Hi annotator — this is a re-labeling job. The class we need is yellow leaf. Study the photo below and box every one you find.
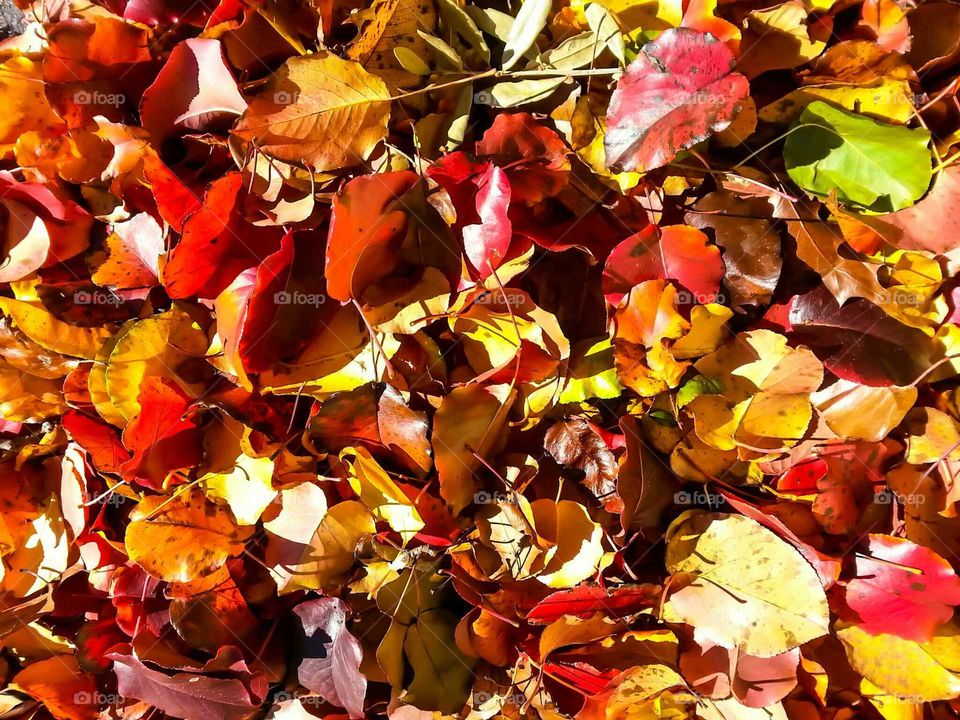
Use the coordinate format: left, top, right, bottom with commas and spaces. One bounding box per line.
125, 488, 252, 583
531, 498, 611, 588
233, 52, 391, 171
2, 494, 68, 599
664, 511, 830, 657
0, 363, 68, 423
606, 665, 690, 720
202, 454, 278, 526
812, 380, 917, 442
672, 303, 733, 359
838, 624, 960, 701
264, 483, 375, 593
476, 495, 544, 581
341, 446, 424, 544
346, 0, 438, 89
539, 612, 618, 658
559, 337, 623, 404
613, 280, 691, 397
860, 678, 924, 720
104, 304, 210, 421
688, 330, 823, 452
905, 407, 960, 464
737, 1, 826, 78
261, 304, 399, 397
0, 57, 64, 156
433, 385, 512, 513
0, 298, 111, 360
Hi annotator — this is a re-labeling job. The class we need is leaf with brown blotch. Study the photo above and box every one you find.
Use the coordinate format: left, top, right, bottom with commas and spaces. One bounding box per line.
664, 511, 830, 657
125, 487, 253, 583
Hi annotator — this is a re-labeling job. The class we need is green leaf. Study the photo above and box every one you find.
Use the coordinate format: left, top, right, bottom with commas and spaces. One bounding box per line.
784, 101, 932, 212
677, 375, 722, 409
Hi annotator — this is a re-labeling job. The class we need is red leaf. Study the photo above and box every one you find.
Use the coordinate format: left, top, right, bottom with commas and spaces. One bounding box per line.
325, 171, 419, 302
163, 173, 284, 299
604, 28, 750, 171
846, 534, 960, 641
602, 224, 723, 306
140, 38, 246, 142
463, 164, 512, 278
143, 152, 203, 233
526, 585, 660, 624
120, 378, 203, 489
237, 230, 330, 373
475, 113, 570, 203
63, 410, 131, 474
0, 171, 92, 283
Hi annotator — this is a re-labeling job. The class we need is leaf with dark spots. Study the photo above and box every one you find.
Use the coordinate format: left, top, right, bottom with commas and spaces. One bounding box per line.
846, 535, 960, 641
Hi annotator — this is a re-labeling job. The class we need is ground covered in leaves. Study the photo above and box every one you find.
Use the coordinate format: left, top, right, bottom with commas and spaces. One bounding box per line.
5, 0, 960, 718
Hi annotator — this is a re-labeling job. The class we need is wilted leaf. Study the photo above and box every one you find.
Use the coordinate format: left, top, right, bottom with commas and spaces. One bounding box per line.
294, 597, 367, 718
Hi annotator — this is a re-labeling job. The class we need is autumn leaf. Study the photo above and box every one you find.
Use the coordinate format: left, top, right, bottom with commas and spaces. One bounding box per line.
784, 101, 933, 212
604, 28, 750, 172
838, 624, 960, 701
845, 535, 960, 641
125, 488, 253, 582
8, 2, 960, 718
233, 52, 391, 171
664, 512, 831, 657
294, 597, 367, 718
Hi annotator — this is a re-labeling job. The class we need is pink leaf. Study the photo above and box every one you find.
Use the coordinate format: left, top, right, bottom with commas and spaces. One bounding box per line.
109, 653, 259, 720
846, 534, 960, 641
604, 28, 749, 172
462, 164, 512, 278
294, 597, 367, 719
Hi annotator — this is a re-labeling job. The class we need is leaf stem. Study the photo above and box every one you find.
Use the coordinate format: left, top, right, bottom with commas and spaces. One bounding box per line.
390, 66, 623, 101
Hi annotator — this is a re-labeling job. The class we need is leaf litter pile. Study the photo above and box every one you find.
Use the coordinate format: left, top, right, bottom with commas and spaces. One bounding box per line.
9, 0, 960, 718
